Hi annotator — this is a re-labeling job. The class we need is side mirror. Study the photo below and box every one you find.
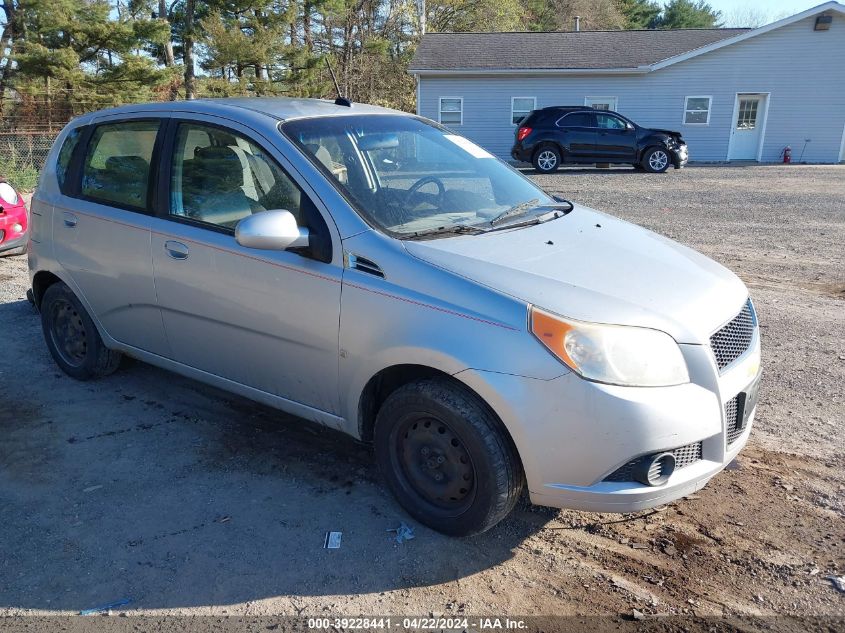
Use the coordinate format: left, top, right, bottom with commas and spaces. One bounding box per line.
235, 210, 309, 251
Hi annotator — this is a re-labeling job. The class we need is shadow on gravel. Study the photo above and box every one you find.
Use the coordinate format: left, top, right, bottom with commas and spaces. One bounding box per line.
0, 337, 553, 611
518, 167, 640, 176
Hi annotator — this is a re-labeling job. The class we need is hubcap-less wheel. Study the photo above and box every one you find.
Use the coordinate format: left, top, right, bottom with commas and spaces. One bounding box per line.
395, 415, 476, 512
49, 298, 88, 366
648, 150, 669, 171
537, 150, 557, 171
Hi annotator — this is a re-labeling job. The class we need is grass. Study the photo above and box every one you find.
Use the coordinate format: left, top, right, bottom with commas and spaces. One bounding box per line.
0, 146, 41, 192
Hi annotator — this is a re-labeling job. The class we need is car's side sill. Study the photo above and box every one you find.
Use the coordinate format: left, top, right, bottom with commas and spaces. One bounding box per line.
111, 343, 348, 433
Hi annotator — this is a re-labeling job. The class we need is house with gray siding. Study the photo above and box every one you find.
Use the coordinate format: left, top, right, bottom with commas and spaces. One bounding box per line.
410, 2, 845, 164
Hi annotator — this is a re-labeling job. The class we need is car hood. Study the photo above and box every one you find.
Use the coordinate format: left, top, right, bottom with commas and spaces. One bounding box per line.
403, 205, 747, 344
646, 127, 684, 141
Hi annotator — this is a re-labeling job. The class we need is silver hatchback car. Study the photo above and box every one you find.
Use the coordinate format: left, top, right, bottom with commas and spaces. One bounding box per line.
29, 98, 761, 536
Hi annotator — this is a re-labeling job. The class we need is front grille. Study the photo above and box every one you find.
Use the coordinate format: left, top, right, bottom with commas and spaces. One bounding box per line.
725, 395, 743, 445
710, 300, 756, 372
604, 441, 703, 482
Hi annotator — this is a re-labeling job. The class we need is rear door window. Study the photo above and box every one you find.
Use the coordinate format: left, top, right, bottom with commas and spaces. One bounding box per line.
558, 112, 594, 128
81, 121, 160, 210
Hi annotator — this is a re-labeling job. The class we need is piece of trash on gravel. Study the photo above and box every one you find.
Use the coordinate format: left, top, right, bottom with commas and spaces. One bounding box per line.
79, 598, 132, 615
387, 522, 415, 544
324, 531, 342, 549
826, 576, 845, 593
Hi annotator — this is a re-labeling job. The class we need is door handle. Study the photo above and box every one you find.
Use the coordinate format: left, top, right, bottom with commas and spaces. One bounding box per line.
63, 212, 78, 227
164, 240, 189, 260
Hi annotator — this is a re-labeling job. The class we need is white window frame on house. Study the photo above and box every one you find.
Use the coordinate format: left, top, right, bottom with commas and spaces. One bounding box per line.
584, 96, 618, 111
683, 96, 712, 125
511, 97, 536, 125
439, 97, 463, 125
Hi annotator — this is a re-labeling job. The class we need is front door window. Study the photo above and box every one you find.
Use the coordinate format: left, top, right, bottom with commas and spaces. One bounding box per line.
170, 123, 304, 230
585, 97, 618, 111
736, 98, 760, 130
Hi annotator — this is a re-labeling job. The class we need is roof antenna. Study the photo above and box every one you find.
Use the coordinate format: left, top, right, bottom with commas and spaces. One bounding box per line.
325, 57, 352, 107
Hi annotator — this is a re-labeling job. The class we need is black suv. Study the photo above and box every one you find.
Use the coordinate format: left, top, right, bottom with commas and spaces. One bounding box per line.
511, 106, 688, 174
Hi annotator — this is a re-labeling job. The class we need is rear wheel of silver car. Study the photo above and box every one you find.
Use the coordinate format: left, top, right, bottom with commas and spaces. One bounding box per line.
374, 378, 524, 536
40, 282, 122, 380
532, 145, 561, 174
642, 147, 671, 173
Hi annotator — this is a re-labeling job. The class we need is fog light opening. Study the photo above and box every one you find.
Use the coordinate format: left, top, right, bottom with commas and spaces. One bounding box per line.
633, 452, 676, 487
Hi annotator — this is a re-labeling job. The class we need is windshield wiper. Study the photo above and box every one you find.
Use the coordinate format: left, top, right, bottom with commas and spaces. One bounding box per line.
489, 199, 540, 226
402, 223, 488, 240
487, 205, 571, 232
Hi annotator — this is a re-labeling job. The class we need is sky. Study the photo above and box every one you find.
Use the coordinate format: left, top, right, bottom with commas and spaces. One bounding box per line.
659, 0, 835, 27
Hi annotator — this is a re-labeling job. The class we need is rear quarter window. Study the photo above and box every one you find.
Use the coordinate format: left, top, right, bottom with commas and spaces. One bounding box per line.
57, 127, 83, 194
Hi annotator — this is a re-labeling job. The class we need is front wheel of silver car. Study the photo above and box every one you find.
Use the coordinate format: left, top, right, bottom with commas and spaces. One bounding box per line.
374, 378, 524, 536
40, 282, 122, 380
642, 147, 671, 173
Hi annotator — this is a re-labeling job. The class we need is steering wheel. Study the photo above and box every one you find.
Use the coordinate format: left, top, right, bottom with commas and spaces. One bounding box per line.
405, 176, 445, 207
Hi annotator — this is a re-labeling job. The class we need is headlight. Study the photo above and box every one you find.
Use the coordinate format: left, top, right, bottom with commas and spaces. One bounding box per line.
530, 306, 689, 387
0, 182, 19, 205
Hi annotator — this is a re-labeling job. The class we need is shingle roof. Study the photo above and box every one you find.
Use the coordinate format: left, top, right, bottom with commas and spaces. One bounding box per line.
409, 29, 750, 72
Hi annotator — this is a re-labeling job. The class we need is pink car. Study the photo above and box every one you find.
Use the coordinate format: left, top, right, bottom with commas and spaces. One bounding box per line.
0, 180, 28, 256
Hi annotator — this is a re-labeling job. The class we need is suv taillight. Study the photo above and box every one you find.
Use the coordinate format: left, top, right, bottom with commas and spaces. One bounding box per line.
517, 127, 532, 142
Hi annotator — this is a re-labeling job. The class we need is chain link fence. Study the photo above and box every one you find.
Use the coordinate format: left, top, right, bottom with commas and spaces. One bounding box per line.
0, 131, 57, 191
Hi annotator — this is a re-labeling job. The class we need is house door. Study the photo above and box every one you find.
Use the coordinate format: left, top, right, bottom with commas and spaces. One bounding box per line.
729, 94, 767, 160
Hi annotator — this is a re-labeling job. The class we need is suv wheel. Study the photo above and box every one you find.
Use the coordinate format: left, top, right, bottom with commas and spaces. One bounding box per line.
40, 282, 122, 380
533, 146, 561, 174
642, 147, 671, 173
374, 378, 524, 536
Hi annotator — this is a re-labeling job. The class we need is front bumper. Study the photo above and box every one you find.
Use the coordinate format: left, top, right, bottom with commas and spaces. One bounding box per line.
671, 144, 689, 169
456, 333, 760, 513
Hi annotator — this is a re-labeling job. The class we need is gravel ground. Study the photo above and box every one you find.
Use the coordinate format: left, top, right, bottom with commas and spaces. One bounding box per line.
0, 165, 843, 626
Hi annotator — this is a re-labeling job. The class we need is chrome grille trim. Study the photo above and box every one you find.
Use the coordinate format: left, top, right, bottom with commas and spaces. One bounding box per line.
604, 441, 703, 482
710, 299, 756, 372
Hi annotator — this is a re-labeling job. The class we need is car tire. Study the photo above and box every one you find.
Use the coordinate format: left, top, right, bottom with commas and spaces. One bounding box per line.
40, 282, 122, 380
642, 147, 671, 173
532, 145, 561, 174
374, 377, 524, 536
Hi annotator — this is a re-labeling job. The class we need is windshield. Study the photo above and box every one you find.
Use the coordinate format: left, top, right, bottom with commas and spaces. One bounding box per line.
281, 115, 555, 237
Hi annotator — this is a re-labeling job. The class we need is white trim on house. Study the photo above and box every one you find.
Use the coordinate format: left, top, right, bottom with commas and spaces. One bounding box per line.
839, 121, 845, 162
438, 96, 463, 125
757, 95, 772, 162
584, 96, 618, 111
415, 74, 420, 116
412, 67, 649, 76
726, 92, 771, 161
683, 95, 712, 126
510, 96, 536, 125
651, 2, 845, 72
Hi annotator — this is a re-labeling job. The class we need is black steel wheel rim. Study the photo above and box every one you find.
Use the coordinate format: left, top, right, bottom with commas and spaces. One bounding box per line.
49, 298, 87, 366
393, 415, 476, 513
